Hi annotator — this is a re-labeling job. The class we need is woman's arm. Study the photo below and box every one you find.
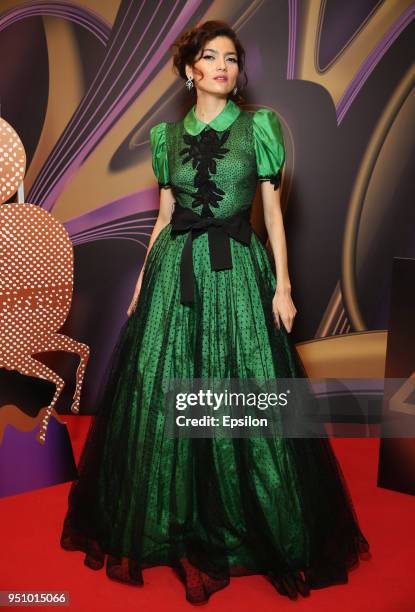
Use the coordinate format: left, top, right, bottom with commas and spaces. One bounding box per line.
140, 187, 175, 275
127, 187, 175, 316
261, 181, 297, 333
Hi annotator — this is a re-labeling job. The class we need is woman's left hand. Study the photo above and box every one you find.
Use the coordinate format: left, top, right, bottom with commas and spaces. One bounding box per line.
272, 288, 297, 333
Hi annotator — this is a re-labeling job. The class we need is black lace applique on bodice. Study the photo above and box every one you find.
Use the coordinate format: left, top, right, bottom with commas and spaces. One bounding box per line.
179, 127, 231, 218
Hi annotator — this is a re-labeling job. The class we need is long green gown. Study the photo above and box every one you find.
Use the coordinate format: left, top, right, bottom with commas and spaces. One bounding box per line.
60, 98, 370, 604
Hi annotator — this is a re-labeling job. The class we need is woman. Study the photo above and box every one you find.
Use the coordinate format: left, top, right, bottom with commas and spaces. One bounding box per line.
61, 21, 370, 604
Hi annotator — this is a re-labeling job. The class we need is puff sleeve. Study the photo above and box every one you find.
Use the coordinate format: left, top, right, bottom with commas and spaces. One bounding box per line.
253, 108, 285, 190
149, 121, 171, 189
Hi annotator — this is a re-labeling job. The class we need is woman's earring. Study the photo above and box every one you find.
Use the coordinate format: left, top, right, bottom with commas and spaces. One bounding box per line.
232, 86, 238, 95
185, 75, 194, 91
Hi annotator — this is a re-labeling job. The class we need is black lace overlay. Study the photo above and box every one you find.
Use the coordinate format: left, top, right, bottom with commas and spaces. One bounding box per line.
258, 171, 281, 190
158, 181, 172, 190
180, 126, 231, 217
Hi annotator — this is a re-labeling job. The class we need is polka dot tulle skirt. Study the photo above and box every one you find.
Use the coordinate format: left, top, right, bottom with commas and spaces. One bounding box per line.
60, 223, 370, 603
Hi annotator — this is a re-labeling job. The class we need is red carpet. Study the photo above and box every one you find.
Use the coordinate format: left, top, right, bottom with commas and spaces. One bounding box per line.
1, 416, 414, 611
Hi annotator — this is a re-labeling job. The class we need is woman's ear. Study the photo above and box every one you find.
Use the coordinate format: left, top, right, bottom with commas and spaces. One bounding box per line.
185, 64, 193, 80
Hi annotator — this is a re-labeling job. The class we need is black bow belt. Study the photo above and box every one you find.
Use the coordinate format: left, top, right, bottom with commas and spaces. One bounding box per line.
170, 202, 253, 305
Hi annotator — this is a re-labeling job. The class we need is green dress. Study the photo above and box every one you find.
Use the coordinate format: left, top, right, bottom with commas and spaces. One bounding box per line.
60, 98, 370, 604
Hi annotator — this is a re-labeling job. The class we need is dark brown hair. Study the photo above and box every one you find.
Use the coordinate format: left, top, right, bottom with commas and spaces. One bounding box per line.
171, 20, 248, 103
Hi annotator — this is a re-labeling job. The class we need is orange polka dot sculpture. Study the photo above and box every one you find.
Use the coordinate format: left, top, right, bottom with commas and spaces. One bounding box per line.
0, 117, 90, 444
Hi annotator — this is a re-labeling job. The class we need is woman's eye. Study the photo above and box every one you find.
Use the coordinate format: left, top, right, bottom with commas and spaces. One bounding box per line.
202, 55, 237, 62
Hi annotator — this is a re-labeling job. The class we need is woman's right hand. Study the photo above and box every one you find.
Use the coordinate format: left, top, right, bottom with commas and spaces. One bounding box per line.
127, 273, 143, 317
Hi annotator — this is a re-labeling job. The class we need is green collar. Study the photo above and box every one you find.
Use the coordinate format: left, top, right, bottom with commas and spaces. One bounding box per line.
183, 98, 241, 135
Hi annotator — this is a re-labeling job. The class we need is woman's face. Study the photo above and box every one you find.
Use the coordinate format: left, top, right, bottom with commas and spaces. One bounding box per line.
187, 35, 239, 98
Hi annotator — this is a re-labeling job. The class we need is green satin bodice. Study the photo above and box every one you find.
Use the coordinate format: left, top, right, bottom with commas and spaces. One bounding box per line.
149, 98, 286, 219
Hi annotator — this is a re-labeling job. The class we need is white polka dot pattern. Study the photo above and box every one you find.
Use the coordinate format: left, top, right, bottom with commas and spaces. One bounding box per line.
0, 119, 26, 204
